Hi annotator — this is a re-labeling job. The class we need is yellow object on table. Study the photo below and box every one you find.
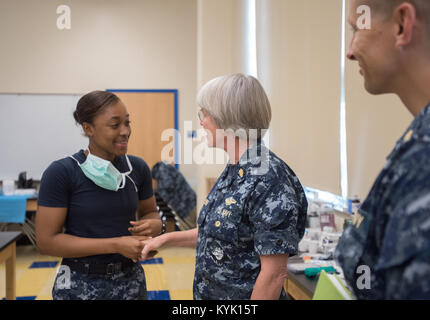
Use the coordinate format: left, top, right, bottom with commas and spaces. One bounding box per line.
313, 270, 354, 300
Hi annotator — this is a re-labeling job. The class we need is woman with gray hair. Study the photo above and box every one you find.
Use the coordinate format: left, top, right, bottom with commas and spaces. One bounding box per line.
141, 74, 308, 300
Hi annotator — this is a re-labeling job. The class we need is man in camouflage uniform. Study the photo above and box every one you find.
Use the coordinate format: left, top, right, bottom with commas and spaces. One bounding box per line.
335, 0, 430, 299
194, 142, 308, 300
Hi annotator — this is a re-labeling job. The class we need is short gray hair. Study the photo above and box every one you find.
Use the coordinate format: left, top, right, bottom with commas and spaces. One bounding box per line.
197, 74, 272, 140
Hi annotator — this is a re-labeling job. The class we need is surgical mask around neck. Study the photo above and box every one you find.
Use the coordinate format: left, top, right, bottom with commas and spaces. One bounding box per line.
70, 150, 137, 192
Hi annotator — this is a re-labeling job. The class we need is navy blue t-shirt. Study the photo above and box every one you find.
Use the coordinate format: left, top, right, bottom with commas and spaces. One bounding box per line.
38, 150, 153, 262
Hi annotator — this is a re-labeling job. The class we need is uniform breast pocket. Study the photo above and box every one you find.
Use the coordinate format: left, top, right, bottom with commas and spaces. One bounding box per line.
334, 210, 374, 281
205, 204, 242, 244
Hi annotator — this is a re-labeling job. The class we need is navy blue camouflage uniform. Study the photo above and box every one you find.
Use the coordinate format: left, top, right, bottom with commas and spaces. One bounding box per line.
335, 103, 430, 299
38, 151, 153, 300
52, 262, 147, 300
194, 142, 308, 300
152, 161, 196, 221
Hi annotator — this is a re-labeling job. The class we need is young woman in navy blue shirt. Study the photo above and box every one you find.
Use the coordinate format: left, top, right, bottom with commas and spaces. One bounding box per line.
35, 91, 162, 300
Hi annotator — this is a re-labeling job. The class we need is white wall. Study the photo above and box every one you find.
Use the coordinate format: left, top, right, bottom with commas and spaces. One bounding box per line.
1, 0, 409, 206
0, 0, 198, 186
257, 0, 343, 196
195, 0, 252, 210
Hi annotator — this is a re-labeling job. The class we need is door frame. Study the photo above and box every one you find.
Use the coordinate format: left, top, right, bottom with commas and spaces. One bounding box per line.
107, 89, 179, 169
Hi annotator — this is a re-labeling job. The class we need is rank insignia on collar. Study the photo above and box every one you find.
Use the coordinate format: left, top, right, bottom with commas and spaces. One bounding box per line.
225, 197, 237, 206
238, 168, 244, 177
403, 129, 413, 143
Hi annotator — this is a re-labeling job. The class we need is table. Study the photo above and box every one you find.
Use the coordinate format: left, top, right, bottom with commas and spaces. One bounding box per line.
26, 198, 37, 211
0, 197, 37, 247
0, 231, 22, 300
284, 256, 319, 300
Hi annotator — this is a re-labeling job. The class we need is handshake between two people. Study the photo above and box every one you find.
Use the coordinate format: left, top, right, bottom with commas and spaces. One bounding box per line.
116, 219, 163, 263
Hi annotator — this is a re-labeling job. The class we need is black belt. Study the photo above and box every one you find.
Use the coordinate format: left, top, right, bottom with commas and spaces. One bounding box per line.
61, 258, 136, 275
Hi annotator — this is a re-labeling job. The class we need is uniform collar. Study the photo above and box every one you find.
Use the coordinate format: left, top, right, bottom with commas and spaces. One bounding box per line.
398, 102, 430, 142
387, 102, 430, 161
238, 141, 265, 166
72, 150, 87, 164
215, 163, 240, 190
215, 141, 269, 190
411, 102, 430, 133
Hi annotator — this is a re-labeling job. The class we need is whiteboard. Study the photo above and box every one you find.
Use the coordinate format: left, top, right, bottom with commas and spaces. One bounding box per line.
0, 94, 88, 181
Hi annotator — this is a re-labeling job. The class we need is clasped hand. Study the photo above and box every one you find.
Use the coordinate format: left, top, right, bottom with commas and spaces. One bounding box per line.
123, 219, 162, 262
128, 219, 162, 237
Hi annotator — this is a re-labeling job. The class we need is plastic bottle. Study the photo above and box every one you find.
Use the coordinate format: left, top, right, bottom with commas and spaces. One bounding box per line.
348, 195, 361, 214
351, 196, 361, 214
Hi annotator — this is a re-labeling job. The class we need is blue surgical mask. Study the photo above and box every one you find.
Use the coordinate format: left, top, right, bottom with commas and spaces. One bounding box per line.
70, 150, 137, 192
